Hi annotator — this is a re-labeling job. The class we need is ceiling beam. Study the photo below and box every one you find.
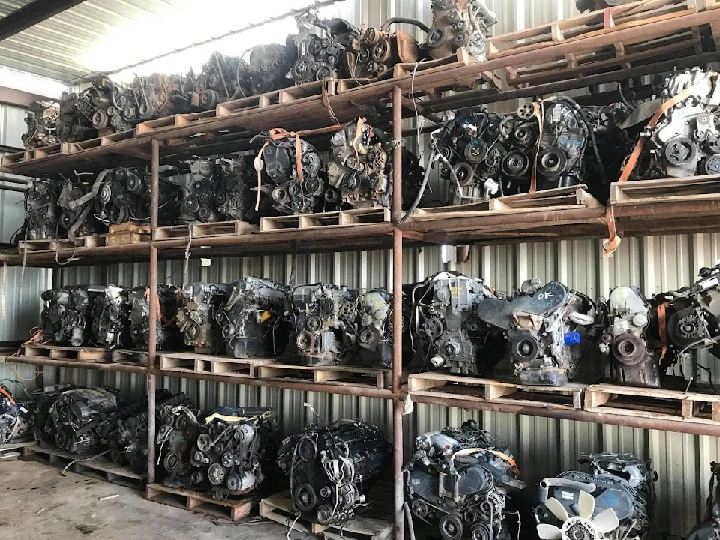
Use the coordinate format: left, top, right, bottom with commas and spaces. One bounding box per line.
0, 86, 54, 108
0, 0, 86, 42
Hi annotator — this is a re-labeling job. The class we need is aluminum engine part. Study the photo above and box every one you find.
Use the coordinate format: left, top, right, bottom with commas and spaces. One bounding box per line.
600, 287, 662, 388
175, 156, 253, 223
661, 263, 720, 370
18, 179, 61, 241
41, 286, 103, 346
348, 20, 423, 79
181, 407, 278, 499
688, 462, 720, 540
42, 387, 118, 455
291, 283, 359, 366
23, 101, 60, 149
277, 419, 392, 526
535, 453, 655, 540
253, 131, 339, 215
216, 277, 291, 359
176, 283, 231, 353
630, 68, 720, 179
95, 167, 182, 226
405, 420, 525, 540
128, 285, 182, 350
427, 0, 497, 61
477, 280, 598, 386
0, 387, 33, 445
357, 288, 395, 368
431, 108, 538, 204
411, 271, 503, 376
91, 285, 130, 349
107, 390, 192, 474
292, 12, 358, 84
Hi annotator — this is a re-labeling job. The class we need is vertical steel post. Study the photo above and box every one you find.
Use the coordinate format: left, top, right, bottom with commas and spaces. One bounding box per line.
391, 85, 405, 540
147, 139, 160, 485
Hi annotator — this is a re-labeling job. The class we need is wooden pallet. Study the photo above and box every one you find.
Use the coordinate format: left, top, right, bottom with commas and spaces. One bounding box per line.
216, 78, 367, 118
260, 491, 393, 540
260, 207, 390, 233
24, 444, 146, 490
105, 223, 152, 246
152, 220, 256, 241
609, 175, 720, 235
18, 238, 75, 252
257, 363, 391, 390
584, 383, 720, 424
383, 48, 503, 91
408, 372, 586, 410
0, 440, 35, 459
411, 185, 602, 221
488, 0, 708, 87
111, 349, 148, 366
146, 483, 252, 522
158, 352, 272, 378
22, 344, 109, 362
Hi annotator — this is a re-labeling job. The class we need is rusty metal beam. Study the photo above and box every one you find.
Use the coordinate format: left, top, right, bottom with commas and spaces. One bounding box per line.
0, 0, 86, 42
0, 86, 54, 108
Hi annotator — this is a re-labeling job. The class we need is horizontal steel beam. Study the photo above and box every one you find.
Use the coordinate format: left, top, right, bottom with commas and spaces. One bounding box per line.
0, 0, 86, 42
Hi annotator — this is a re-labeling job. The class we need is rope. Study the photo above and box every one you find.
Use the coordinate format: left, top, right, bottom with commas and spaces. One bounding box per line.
321, 78, 340, 124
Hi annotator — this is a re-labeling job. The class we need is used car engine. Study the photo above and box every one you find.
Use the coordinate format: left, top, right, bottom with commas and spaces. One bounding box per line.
599, 286, 663, 388
253, 130, 339, 215
535, 452, 655, 540
292, 12, 358, 83
176, 283, 230, 353
291, 283, 359, 366
477, 280, 598, 386
348, 20, 425, 79
18, 179, 61, 241
41, 286, 102, 346
159, 406, 277, 499
128, 285, 182, 350
57, 176, 104, 240
23, 101, 60, 149
688, 462, 720, 540
217, 277, 291, 358
628, 68, 720, 180
405, 419, 524, 540
277, 419, 392, 526
90, 285, 129, 349
427, 0, 497, 61
357, 288, 395, 368
411, 271, 503, 376
41, 387, 119, 455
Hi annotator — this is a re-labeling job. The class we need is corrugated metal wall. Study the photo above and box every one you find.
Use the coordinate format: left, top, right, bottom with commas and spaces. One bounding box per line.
1, 0, 717, 536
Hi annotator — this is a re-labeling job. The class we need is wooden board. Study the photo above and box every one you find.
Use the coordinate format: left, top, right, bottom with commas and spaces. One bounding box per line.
146, 483, 252, 522
18, 239, 75, 253
408, 372, 586, 410
22, 344, 109, 362
257, 363, 392, 390
584, 383, 720, 424
158, 352, 276, 379
260, 207, 391, 233
190, 220, 257, 238
260, 491, 393, 540
24, 444, 146, 490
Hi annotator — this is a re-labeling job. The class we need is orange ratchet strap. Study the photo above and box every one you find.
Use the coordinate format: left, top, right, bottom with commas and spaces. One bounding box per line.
658, 301, 669, 359
0, 387, 15, 405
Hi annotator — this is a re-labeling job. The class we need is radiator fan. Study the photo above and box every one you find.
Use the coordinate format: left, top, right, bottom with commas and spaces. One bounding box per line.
537, 490, 620, 540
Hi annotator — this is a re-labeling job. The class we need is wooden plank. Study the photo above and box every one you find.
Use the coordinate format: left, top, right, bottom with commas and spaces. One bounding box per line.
257, 363, 390, 390
146, 483, 252, 522
23, 344, 109, 362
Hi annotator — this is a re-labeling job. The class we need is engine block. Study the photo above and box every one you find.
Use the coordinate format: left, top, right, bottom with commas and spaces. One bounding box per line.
0, 386, 33, 445
688, 462, 720, 540
176, 283, 230, 354
41, 286, 102, 347
19, 179, 61, 241
277, 419, 392, 526
217, 277, 291, 358
292, 13, 358, 83
405, 420, 524, 540
535, 453, 655, 540
90, 285, 130, 349
411, 272, 502, 376
427, 0, 497, 61
23, 101, 60, 149
128, 285, 182, 350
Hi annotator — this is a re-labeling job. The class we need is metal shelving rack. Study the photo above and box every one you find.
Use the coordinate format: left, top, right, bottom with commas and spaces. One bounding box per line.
3, 4, 720, 535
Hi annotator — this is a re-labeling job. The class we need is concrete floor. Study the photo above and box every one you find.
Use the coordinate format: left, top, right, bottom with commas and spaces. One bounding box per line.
0, 458, 314, 540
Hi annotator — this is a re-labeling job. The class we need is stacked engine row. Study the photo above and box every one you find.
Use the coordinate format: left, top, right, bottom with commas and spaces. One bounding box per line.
39, 259, 720, 390
19, 67, 720, 245
39, 279, 397, 369
18, 120, 426, 243
23, 2, 498, 149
